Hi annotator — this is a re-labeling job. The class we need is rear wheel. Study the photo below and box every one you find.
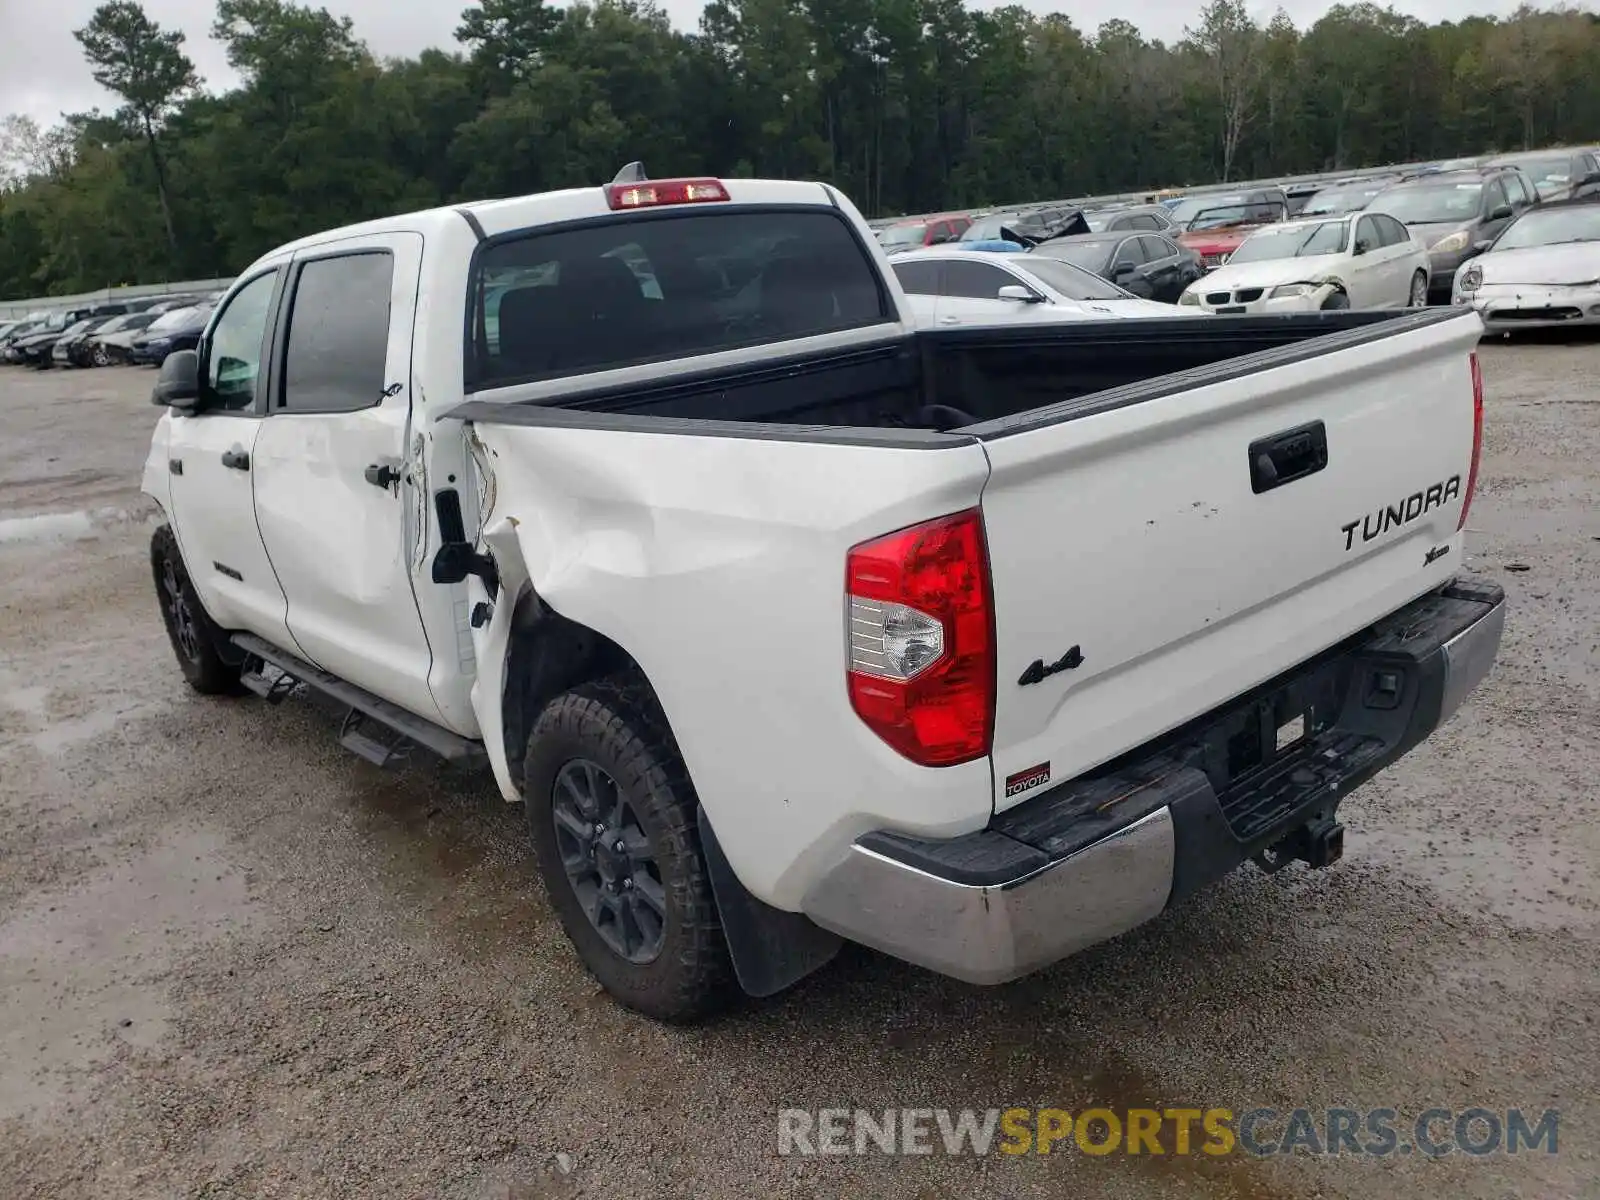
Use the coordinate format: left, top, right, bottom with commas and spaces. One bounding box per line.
151, 525, 242, 695
524, 676, 733, 1022
1320, 288, 1351, 311
1407, 270, 1429, 308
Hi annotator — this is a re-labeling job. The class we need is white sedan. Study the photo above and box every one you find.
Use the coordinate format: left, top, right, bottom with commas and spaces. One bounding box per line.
1452, 199, 1600, 330
888, 248, 1187, 328
1178, 212, 1430, 313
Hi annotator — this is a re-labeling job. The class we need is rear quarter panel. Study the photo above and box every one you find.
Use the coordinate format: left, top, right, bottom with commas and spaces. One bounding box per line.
471, 421, 995, 909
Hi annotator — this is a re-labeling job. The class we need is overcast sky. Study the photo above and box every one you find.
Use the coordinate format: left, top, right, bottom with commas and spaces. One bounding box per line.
0, 0, 1560, 127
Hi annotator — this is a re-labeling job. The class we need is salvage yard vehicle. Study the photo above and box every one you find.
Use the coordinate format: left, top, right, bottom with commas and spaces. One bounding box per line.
1028, 231, 1203, 303
143, 168, 1505, 1022
1371, 166, 1538, 302
1170, 187, 1290, 268
1452, 194, 1600, 329
889, 247, 1182, 325
1179, 212, 1429, 313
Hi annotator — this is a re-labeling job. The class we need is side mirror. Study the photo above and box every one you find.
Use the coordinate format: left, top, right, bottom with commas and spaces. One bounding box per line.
1489, 204, 1514, 221
1112, 261, 1137, 279
151, 349, 201, 412
1353, 240, 1372, 256
1471, 239, 1494, 255
996, 284, 1042, 303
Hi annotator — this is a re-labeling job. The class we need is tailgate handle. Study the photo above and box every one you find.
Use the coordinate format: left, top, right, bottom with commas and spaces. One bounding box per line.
1249, 421, 1327, 494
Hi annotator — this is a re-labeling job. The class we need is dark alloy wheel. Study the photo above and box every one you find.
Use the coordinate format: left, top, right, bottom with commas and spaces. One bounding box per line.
151, 525, 243, 695
551, 758, 667, 964
525, 676, 733, 1021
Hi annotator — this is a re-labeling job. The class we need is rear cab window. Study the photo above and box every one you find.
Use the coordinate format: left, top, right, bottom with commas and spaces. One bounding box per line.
469, 209, 889, 390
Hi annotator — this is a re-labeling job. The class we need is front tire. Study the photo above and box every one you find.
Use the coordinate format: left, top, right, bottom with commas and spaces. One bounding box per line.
1407, 270, 1429, 308
524, 677, 733, 1021
91, 345, 110, 366
151, 525, 242, 695
1321, 289, 1351, 311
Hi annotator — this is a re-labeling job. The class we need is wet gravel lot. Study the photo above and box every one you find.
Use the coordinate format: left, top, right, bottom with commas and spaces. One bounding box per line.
1, 341, 1597, 1199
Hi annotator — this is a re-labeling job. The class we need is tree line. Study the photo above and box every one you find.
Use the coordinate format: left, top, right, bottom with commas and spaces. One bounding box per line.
3, 0, 1600, 299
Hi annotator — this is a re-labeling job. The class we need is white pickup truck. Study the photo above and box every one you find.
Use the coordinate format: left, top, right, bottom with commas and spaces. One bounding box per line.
143, 168, 1504, 1021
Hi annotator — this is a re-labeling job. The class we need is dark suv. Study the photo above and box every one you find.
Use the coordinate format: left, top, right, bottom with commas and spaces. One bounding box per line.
1370, 166, 1539, 301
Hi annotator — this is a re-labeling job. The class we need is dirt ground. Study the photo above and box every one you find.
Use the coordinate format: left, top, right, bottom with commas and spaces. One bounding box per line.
0, 339, 1596, 1200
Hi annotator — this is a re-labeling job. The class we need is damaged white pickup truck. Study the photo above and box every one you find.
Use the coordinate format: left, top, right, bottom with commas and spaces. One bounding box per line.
143, 168, 1505, 1020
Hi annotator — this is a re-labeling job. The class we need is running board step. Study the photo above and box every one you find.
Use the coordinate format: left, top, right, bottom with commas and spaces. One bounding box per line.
231, 633, 488, 768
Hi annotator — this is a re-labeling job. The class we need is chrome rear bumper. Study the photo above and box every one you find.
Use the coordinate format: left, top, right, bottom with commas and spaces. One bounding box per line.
802, 577, 1506, 986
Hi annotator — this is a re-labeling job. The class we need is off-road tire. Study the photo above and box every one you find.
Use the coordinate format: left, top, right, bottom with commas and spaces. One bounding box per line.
151, 525, 242, 695
524, 675, 734, 1022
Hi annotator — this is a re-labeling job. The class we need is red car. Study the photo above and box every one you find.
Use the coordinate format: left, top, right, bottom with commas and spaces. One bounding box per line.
878, 212, 972, 254
1170, 188, 1289, 270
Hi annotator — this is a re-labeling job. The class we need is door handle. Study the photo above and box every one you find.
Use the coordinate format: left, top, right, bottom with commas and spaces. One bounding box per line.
168, 458, 184, 476
364, 460, 402, 490
221, 447, 250, 471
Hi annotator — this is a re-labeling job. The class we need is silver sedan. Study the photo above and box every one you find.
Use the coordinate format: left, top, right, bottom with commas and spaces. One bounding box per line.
1453, 199, 1600, 330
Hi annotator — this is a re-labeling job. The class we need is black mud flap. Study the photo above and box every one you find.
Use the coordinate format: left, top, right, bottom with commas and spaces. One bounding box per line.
697, 806, 841, 998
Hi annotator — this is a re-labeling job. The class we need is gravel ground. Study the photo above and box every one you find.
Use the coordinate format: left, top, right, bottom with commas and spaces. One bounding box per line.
0, 342, 1596, 1200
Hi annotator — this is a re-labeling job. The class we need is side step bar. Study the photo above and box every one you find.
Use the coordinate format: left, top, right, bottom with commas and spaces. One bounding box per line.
232, 632, 488, 770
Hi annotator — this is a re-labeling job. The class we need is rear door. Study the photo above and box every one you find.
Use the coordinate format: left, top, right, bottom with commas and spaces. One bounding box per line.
976, 312, 1484, 812
249, 232, 457, 730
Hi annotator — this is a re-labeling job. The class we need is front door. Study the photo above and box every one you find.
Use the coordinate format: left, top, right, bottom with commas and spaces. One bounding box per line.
249, 233, 451, 728
164, 268, 295, 650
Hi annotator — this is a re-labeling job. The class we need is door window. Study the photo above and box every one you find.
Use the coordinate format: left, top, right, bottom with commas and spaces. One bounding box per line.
280, 252, 395, 413
1354, 217, 1380, 254
891, 261, 942, 295
1483, 178, 1511, 216
203, 271, 278, 412
943, 260, 1019, 299
1138, 236, 1174, 262
1375, 214, 1409, 246
1130, 214, 1162, 230
1112, 238, 1148, 269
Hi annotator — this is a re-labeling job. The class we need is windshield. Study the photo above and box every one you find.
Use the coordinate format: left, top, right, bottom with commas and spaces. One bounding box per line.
1032, 239, 1117, 270
1226, 220, 1350, 263
146, 307, 197, 334
1168, 195, 1246, 225
1374, 183, 1482, 224
961, 215, 1025, 242
1493, 206, 1600, 251
1302, 183, 1391, 215
880, 222, 929, 249
1497, 157, 1571, 187
1012, 256, 1129, 301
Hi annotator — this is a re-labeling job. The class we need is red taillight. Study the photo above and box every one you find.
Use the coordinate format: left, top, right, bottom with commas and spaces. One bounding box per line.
604, 178, 730, 210
1459, 350, 1484, 531
845, 509, 995, 767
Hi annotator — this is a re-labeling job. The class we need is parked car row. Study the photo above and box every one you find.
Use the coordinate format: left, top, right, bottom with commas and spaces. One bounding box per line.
0, 292, 222, 370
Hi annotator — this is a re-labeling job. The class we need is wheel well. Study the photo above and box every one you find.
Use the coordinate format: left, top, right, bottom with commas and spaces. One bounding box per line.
500, 588, 654, 794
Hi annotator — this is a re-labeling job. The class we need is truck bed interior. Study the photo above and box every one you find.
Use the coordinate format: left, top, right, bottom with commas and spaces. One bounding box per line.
459, 310, 1440, 437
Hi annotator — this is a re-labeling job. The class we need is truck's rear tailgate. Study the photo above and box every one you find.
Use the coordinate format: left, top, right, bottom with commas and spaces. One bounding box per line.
978, 310, 1484, 813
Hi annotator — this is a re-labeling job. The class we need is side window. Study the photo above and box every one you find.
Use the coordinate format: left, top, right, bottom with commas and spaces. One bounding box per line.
202, 271, 278, 412
944, 260, 1019, 299
1376, 215, 1406, 246
950, 218, 971, 238
1113, 238, 1148, 268
1131, 214, 1162, 230
280, 252, 394, 414
1139, 236, 1173, 261
1483, 178, 1510, 215
891, 260, 942, 295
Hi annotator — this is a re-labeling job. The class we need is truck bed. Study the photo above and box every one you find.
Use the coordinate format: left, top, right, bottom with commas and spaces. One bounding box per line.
449, 310, 1436, 439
